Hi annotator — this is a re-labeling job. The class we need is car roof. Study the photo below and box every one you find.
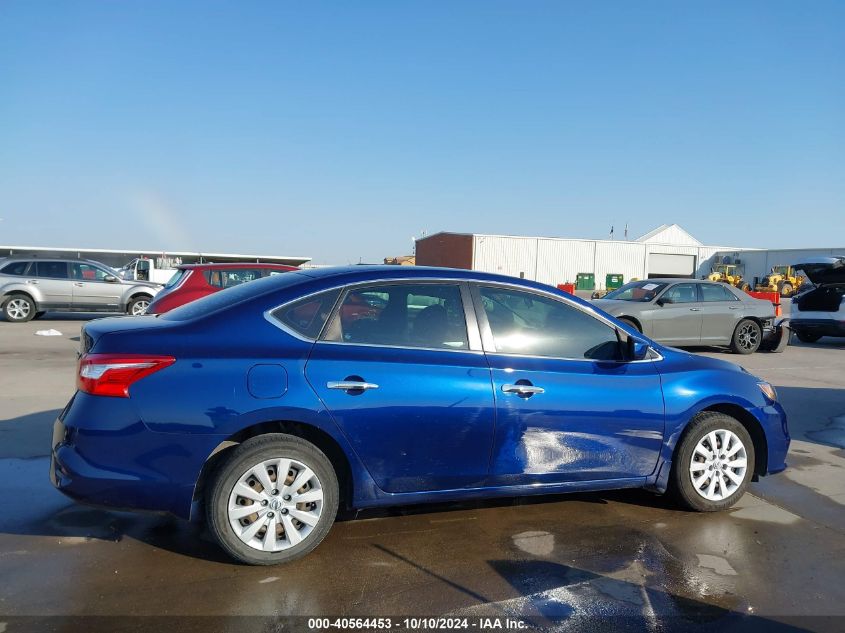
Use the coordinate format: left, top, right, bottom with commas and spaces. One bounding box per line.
178, 262, 298, 271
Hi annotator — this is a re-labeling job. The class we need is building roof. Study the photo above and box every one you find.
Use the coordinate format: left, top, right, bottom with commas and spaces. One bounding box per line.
0, 245, 310, 267
635, 224, 702, 246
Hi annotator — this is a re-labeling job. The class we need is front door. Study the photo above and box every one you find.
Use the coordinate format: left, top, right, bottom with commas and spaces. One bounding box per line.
474, 285, 665, 485
70, 263, 122, 309
650, 282, 703, 345
305, 281, 495, 493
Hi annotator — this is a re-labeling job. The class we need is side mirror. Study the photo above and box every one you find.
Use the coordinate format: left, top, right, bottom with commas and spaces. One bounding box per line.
656, 296, 672, 306
627, 336, 651, 361
104, 275, 118, 283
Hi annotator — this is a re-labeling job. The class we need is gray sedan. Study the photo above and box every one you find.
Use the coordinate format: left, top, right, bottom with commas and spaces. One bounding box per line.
592, 279, 775, 354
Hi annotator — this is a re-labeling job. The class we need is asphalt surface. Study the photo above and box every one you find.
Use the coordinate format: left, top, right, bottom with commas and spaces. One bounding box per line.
0, 313, 843, 632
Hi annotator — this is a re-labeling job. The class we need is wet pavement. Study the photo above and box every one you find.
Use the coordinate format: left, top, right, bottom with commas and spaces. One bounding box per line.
0, 316, 843, 631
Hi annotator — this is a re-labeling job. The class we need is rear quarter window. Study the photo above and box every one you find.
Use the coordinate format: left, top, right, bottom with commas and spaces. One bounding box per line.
0, 261, 30, 276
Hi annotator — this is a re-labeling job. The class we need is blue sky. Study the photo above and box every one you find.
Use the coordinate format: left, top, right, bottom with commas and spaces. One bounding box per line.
1, 1, 843, 263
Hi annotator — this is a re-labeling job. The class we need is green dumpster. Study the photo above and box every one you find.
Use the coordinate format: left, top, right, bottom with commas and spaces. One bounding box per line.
606, 274, 624, 291
575, 273, 595, 291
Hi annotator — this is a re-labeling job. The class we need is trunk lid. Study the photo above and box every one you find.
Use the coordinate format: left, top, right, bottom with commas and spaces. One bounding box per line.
795, 257, 845, 286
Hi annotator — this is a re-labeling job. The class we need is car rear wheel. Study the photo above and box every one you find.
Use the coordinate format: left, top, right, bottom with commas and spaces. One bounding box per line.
730, 319, 762, 354
127, 296, 151, 316
670, 412, 755, 512
2, 294, 35, 322
795, 331, 822, 343
206, 434, 339, 565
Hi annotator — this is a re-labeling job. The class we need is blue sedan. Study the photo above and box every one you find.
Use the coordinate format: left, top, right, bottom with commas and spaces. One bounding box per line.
51, 266, 790, 565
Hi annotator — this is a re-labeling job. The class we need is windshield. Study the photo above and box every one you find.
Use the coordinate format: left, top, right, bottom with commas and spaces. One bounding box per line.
603, 280, 668, 302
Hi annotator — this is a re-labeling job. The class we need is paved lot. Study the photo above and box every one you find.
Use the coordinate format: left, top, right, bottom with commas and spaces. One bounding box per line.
0, 314, 843, 631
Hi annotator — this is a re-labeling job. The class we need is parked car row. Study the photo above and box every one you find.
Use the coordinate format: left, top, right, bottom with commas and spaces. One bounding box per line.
0, 257, 300, 321
0, 257, 160, 321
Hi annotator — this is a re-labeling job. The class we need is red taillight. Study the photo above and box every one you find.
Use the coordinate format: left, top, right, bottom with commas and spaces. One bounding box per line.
77, 353, 175, 398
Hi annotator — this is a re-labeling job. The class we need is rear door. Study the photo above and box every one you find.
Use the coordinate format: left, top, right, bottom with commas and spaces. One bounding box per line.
650, 282, 703, 344
31, 261, 73, 308
305, 281, 496, 493
70, 262, 122, 309
698, 283, 743, 344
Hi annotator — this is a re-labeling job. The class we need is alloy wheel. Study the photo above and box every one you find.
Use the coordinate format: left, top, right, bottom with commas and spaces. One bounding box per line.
6, 298, 31, 320
131, 300, 149, 315
737, 322, 760, 351
688, 429, 748, 501
227, 457, 324, 552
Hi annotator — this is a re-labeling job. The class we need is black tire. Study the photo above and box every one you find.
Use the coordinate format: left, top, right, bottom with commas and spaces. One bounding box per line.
2, 293, 36, 322
206, 434, 339, 565
126, 295, 152, 316
795, 331, 822, 344
730, 319, 762, 354
670, 411, 755, 512
618, 317, 641, 333
780, 282, 793, 298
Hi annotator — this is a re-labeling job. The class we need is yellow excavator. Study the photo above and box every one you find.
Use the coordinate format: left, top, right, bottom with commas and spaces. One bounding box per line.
708, 263, 751, 292
755, 265, 805, 297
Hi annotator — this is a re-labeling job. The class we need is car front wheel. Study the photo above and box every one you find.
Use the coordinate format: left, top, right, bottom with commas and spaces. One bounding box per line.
670, 412, 755, 512
127, 296, 151, 316
206, 434, 339, 565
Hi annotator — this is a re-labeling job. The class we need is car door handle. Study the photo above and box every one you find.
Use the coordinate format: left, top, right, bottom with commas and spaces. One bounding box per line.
27, 279, 38, 285
502, 384, 545, 396
74, 282, 84, 287
327, 381, 379, 391
689, 307, 701, 312
729, 306, 741, 310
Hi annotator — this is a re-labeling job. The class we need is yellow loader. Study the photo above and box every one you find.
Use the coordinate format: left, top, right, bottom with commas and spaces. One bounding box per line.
708, 264, 751, 292
755, 265, 805, 297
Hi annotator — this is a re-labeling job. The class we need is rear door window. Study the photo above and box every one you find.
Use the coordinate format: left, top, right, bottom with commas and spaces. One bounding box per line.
323, 283, 469, 350
35, 261, 69, 279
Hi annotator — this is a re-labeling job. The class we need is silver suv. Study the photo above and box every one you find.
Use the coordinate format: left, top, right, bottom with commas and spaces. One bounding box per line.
0, 257, 161, 322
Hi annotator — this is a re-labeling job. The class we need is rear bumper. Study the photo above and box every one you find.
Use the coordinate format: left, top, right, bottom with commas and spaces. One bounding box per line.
789, 318, 845, 337
50, 393, 225, 519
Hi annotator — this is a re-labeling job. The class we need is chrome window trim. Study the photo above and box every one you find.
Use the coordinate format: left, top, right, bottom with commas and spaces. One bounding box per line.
263, 274, 663, 362
264, 277, 486, 352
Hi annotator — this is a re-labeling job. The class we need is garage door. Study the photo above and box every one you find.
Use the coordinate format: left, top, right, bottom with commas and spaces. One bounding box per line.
648, 253, 695, 278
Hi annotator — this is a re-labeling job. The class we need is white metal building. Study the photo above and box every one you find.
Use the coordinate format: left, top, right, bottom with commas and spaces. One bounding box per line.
414, 225, 845, 290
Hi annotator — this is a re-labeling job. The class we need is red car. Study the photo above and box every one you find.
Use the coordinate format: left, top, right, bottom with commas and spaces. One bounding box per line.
146, 263, 298, 314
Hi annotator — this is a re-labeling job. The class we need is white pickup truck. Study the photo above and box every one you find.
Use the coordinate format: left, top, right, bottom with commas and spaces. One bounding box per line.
117, 257, 181, 285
